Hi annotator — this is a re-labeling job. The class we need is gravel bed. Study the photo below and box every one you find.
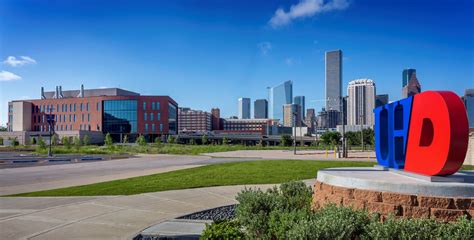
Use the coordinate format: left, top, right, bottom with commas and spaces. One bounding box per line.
177, 204, 237, 221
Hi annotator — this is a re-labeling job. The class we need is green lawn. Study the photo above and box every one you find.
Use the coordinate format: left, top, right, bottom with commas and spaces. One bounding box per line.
9, 160, 375, 197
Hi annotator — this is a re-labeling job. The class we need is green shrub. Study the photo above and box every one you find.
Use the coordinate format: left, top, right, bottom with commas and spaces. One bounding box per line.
202, 135, 208, 145
30, 137, 36, 145
154, 137, 161, 144
200, 220, 244, 240
136, 135, 147, 146
167, 135, 176, 144
51, 134, 59, 145
83, 135, 90, 146
61, 136, 71, 149
38, 136, 46, 149
104, 133, 113, 146
74, 136, 82, 149
280, 135, 292, 146
222, 137, 229, 145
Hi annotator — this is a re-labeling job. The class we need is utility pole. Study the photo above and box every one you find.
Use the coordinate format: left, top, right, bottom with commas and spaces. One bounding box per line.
47, 107, 54, 157
341, 96, 347, 158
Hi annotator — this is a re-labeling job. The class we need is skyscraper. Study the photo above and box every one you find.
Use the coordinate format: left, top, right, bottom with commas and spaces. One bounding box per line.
293, 96, 305, 118
304, 108, 316, 133
325, 50, 342, 111
402, 69, 416, 87
283, 103, 302, 127
347, 79, 376, 126
254, 99, 268, 119
375, 94, 389, 108
238, 98, 250, 119
402, 70, 421, 98
268, 80, 293, 122
464, 89, 474, 128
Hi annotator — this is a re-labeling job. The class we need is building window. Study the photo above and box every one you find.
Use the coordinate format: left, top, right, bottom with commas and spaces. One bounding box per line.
144, 112, 147, 121
97, 102, 100, 111
88, 114, 90, 122
143, 102, 147, 110
69, 114, 72, 122
69, 104, 72, 112
150, 113, 154, 121
65, 125, 68, 130
157, 113, 161, 120
159, 123, 163, 132
151, 102, 155, 110
57, 104, 59, 112
80, 103, 83, 111
82, 114, 84, 122
74, 115, 76, 122
86, 103, 89, 111
152, 124, 155, 132
145, 124, 149, 132
103, 100, 138, 134
157, 102, 161, 110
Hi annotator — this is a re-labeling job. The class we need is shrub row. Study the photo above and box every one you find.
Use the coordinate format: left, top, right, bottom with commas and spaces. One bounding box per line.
201, 181, 473, 240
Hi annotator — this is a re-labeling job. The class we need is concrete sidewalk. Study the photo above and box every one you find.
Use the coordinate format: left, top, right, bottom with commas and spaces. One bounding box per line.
0, 180, 316, 240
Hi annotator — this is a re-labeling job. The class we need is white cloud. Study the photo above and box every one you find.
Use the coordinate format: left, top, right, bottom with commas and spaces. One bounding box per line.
258, 42, 272, 55
3, 56, 37, 67
285, 58, 295, 66
269, 0, 350, 28
0, 71, 22, 81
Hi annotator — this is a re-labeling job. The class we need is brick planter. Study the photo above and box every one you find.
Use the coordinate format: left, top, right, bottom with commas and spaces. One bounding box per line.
312, 181, 474, 222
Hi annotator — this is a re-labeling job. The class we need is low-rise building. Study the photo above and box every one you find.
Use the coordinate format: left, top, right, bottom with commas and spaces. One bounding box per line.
178, 108, 212, 133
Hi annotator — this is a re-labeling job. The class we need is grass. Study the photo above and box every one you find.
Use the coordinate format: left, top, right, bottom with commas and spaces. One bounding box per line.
33, 143, 337, 155
8, 160, 374, 197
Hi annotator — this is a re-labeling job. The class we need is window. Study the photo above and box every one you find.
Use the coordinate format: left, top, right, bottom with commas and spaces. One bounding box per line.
57, 104, 59, 112
80, 103, 83, 111
157, 113, 161, 120
96, 102, 100, 111
103, 100, 138, 134
145, 124, 149, 132
88, 114, 90, 122
65, 125, 68, 130
152, 124, 155, 132
159, 123, 163, 132
143, 102, 147, 110
42, 115, 45, 123
86, 103, 89, 111
69, 104, 72, 112
74, 115, 76, 122
150, 113, 154, 121
157, 102, 160, 110
74, 104, 76, 111
144, 112, 147, 121
152, 102, 155, 110
82, 114, 84, 122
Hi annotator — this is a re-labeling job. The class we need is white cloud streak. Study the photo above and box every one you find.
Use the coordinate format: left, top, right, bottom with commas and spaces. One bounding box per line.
3, 56, 37, 67
269, 0, 350, 28
258, 42, 273, 55
0, 71, 22, 81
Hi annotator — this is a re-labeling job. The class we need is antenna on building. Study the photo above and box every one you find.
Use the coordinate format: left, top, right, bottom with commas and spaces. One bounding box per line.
59, 86, 64, 98
77, 84, 84, 98
41, 87, 46, 99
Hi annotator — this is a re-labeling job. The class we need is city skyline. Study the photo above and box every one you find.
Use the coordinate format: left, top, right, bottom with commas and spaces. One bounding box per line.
1, 0, 473, 125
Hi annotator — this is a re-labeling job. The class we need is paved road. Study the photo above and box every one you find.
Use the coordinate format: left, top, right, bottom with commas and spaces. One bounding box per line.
0, 180, 316, 240
0, 150, 375, 195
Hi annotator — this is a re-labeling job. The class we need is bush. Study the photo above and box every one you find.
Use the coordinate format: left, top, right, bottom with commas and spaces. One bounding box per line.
38, 136, 46, 149
167, 135, 176, 144
51, 134, 59, 145
280, 135, 292, 146
202, 135, 208, 145
0, 137, 3, 145
201, 220, 244, 240
30, 137, 36, 145
222, 137, 229, 145
73, 136, 82, 149
136, 135, 147, 146
83, 135, 90, 146
61, 136, 71, 149
104, 133, 113, 146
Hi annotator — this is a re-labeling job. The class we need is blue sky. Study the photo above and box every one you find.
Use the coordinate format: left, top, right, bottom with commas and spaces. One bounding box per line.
0, 0, 473, 125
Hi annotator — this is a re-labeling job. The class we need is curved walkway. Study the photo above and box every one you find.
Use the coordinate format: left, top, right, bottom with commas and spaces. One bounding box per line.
0, 180, 316, 240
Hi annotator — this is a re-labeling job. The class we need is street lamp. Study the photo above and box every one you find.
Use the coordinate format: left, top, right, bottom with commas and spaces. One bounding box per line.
46, 107, 55, 157
293, 111, 297, 155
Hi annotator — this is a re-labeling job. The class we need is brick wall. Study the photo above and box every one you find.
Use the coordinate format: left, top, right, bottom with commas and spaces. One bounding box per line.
313, 181, 474, 222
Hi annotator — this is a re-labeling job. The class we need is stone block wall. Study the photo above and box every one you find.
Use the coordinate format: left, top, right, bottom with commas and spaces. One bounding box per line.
313, 181, 474, 222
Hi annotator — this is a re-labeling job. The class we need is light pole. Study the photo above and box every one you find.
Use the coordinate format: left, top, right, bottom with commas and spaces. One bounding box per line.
293, 111, 297, 155
46, 107, 55, 157
359, 115, 364, 151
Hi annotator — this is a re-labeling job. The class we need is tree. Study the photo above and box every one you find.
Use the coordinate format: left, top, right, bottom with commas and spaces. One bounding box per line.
362, 128, 374, 147
83, 135, 90, 146
38, 136, 46, 149
345, 131, 360, 146
201, 135, 208, 145
104, 133, 113, 147
51, 134, 59, 145
61, 136, 71, 149
136, 135, 147, 146
280, 135, 292, 146
154, 137, 161, 145
320, 131, 341, 146
167, 135, 176, 144
222, 137, 229, 145
123, 135, 129, 144
74, 136, 82, 149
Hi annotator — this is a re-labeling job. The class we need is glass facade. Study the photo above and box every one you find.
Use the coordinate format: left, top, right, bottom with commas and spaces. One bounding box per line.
103, 100, 138, 134
168, 103, 177, 134
325, 50, 342, 111
293, 96, 305, 119
465, 89, 474, 128
402, 69, 416, 87
268, 80, 293, 122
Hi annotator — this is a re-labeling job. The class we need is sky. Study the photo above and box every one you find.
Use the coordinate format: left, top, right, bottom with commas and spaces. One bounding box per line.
0, 0, 473, 125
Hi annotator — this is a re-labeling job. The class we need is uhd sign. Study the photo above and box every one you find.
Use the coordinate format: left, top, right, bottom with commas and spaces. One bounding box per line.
374, 91, 469, 176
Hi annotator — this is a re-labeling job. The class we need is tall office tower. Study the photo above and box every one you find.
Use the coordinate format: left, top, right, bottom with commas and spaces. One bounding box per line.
375, 94, 389, 108
402, 69, 416, 87
325, 50, 342, 111
347, 79, 376, 126
283, 104, 302, 127
304, 108, 316, 133
211, 108, 221, 131
464, 89, 474, 128
254, 99, 268, 119
238, 98, 251, 119
293, 96, 306, 118
342, 96, 348, 125
268, 80, 293, 122
402, 71, 421, 98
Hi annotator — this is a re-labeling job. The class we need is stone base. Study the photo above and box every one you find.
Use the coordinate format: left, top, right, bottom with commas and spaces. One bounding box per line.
313, 167, 474, 222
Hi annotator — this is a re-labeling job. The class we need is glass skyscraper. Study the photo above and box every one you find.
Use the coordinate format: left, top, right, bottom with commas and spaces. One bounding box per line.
238, 97, 251, 119
325, 50, 342, 111
402, 69, 416, 87
293, 96, 305, 118
268, 80, 293, 122
254, 99, 268, 119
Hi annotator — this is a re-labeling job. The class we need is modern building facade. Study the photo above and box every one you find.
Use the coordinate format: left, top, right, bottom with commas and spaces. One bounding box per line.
283, 104, 302, 127
304, 108, 316, 133
178, 108, 212, 133
402, 70, 421, 98
402, 69, 416, 87
238, 98, 251, 119
4, 85, 178, 144
293, 96, 305, 118
254, 99, 268, 119
317, 108, 340, 129
375, 94, 389, 108
347, 79, 376, 126
268, 80, 293, 122
325, 50, 342, 111
464, 89, 474, 128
